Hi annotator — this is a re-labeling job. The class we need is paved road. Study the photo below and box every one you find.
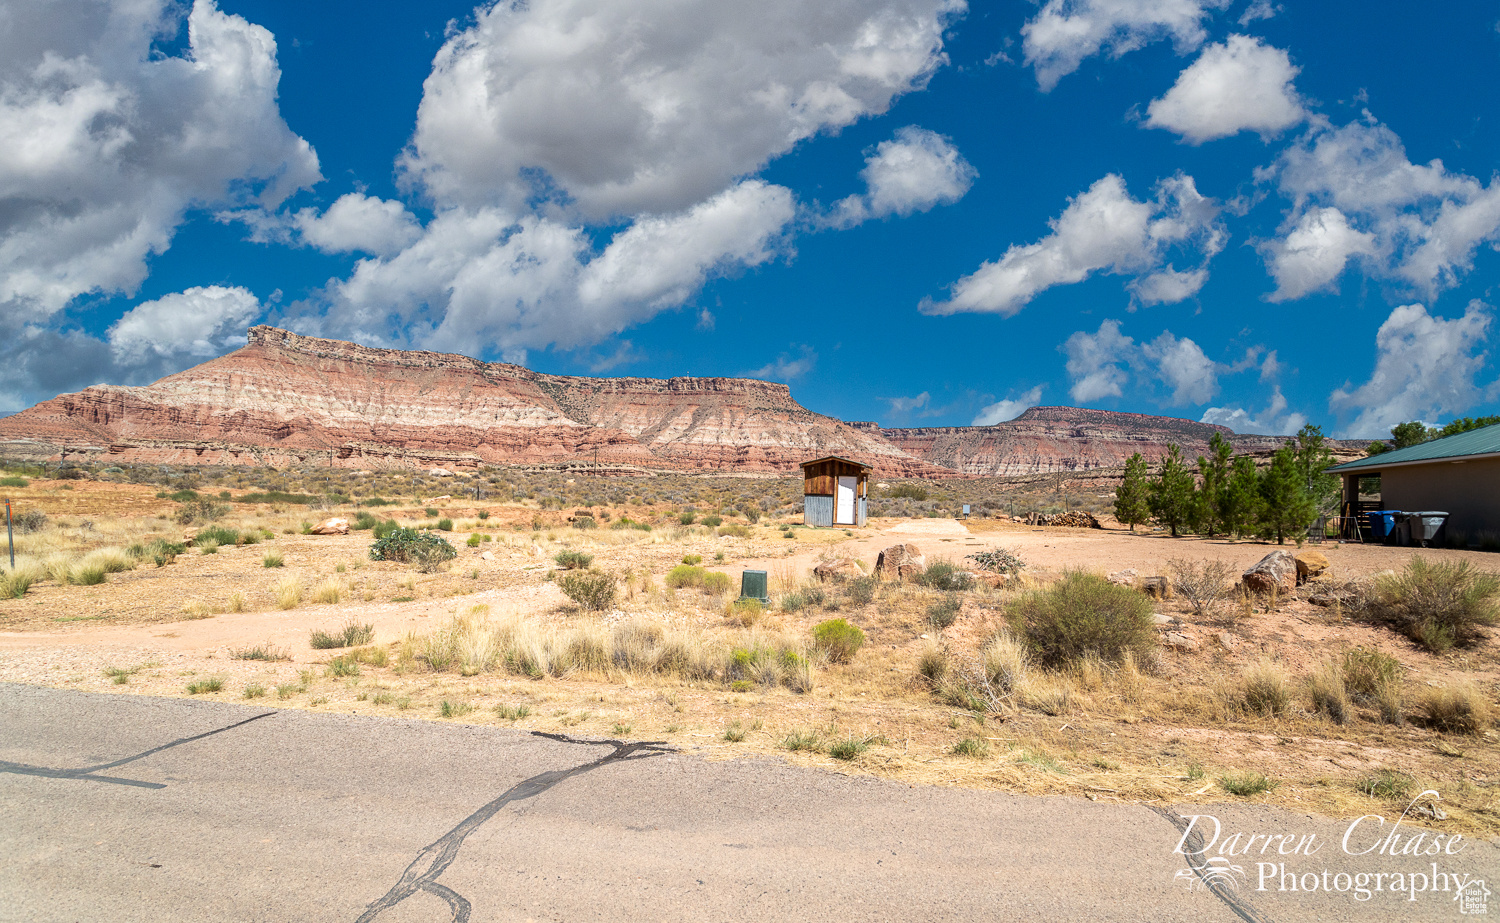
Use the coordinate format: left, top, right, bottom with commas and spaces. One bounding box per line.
1, 684, 1494, 922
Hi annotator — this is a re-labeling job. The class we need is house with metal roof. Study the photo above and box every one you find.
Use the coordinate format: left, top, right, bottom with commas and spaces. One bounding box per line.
1328, 424, 1500, 542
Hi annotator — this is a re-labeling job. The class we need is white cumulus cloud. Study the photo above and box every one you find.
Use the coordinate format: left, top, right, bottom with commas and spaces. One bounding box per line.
1261, 206, 1377, 300
828, 127, 976, 226
922, 173, 1223, 316
1330, 302, 1494, 438
310, 181, 797, 358
1199, 386, 1307, 434
1145, 35, 1305, 144
1064, 319, 1136, 402
1263, 118, 1500, 298
400, 0, 965, 220
0, 0, 319, 316
973, 386, 1045, 425
749, 345, 817, 382
293, 194, 422, 257
108, 285, 261, 367
1022, 0, 1231, 91
1062, 320, 1270, 407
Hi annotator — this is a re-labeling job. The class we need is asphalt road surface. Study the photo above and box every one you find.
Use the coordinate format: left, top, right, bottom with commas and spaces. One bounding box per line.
1, 684, 1494, 922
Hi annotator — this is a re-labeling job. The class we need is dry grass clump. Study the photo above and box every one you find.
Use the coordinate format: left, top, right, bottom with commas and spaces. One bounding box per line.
403, 609, 813, 691
557, 570, 617, 611
1307, 659, 1350, 725
1363, 556, 1500, 652
275, 576, 303, 610
1417, 684, 1492, 736
1341, 647, 1405, 724
1241, 659, 1291, 717
311, 578, 342, 605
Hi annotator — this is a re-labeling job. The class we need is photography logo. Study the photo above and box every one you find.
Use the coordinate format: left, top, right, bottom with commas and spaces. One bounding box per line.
1175, 856, 1246, 892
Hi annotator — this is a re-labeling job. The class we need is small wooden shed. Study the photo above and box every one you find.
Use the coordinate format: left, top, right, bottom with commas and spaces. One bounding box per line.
800, 456, 870, 528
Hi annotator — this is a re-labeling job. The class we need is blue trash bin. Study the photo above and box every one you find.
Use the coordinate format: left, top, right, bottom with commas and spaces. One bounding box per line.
1365, 511, 1398, 542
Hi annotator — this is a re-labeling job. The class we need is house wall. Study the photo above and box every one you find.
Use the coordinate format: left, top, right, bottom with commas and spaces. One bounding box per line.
1380, 457, 1500, 537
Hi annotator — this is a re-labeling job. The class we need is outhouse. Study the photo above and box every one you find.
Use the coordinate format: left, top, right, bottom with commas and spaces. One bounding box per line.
800, 456, 870, 527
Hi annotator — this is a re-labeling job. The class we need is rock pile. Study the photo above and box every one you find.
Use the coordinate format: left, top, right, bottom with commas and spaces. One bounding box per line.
1032, 510, 1102, 528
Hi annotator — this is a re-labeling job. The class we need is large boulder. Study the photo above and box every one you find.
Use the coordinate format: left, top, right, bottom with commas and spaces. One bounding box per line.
1295, 551, 1330, 584
876, 543, 925, 581
1243, 550, 1297, 595
309, 517, 349, 535
814, 558, 861, 583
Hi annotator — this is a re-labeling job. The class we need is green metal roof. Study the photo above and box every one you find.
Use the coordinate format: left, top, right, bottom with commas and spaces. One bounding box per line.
1328, 423, 1500, 472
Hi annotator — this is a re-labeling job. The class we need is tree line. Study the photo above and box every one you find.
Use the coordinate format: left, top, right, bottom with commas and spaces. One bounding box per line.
1366, 416, 1500, 455
1113, 425, 1338, 545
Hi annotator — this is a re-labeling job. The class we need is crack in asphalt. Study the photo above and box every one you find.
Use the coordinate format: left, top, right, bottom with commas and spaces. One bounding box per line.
1149, 806, 1277, 923
0, 711, 275, 789
355, 732, 672, 923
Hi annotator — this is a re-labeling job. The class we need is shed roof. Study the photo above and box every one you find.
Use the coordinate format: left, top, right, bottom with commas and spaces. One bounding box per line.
798, 455, 872, 471
1327, 423, 1500, 473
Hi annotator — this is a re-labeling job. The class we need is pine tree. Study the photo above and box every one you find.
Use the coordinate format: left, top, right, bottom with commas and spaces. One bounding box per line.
1292, 424, 1339, 516
1222, 455, 1263, 538
1148, 444, 1196, 537
1194, 433, 1233, 536
1114, 452, 1151, 531
1260, 442, 1318, 545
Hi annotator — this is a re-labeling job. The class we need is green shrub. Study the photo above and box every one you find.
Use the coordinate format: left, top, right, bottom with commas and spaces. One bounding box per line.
353, 511, 378, 531
262, 551, 284, 568
237, 491, 319, 505
572, 516, 597, 530
1364, 557, 1500, 652
678, 512, 697, 525
0, 476, 28, 487
175, 499, 228, 525
466, 533, 481, 547
196, 525, 241, 547
129, 538, 186, 567
666, 564, 706, 588
425, 507, 440, 518
951, 736, 989, 758
185, 676, 225, 695
558, 570, 617, 611
1, 570, 35, 599
326, 655, 361, 678
554, 549, 594, 569
11, 509, 48, 533
71, 563, 107, 585
1358, 769, 1415, 801
702, 571, 732, 595
846, 575, 878, 606
812, 618, 866, 663
828, 737, 869, 761
1009, 570, 1155, 667
926, 595, 962, 629
918, 561, 974, 592
682, 554, 703, 565
1219, 772, 1278, 796
310, 620, 375, 649
701, 515, 723, 527
886, 483, 928, 500
717, 523, 751, 539
436, 518, 454, 532
477, 510, 490, 519
370, 528, 457, 572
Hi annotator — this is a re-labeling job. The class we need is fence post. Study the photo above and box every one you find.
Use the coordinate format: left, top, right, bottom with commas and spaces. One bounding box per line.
6, 499, 12, 571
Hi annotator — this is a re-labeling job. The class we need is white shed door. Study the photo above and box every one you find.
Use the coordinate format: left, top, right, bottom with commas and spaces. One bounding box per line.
835, 476, 857, 525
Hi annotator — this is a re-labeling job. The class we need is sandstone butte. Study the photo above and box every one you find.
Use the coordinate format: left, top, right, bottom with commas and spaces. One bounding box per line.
0, 326, 1365, 477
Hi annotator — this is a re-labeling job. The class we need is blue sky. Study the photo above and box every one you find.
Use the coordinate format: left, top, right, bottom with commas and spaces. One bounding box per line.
3, 0, 1500, 439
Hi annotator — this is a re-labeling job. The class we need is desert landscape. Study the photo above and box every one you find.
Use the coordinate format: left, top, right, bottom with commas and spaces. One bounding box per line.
1, 459, 1495, 837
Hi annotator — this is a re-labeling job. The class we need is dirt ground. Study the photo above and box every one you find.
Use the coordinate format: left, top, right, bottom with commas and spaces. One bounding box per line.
1, 477, 1497, 836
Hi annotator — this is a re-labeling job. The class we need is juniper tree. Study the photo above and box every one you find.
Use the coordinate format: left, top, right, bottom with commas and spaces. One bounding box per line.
1148, 444, 1196, 538
1114, 452, 1151, 531
1259, 442, 1318, 545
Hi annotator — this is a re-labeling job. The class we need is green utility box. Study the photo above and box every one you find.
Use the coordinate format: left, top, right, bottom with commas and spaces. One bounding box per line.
739, 569, 770, 603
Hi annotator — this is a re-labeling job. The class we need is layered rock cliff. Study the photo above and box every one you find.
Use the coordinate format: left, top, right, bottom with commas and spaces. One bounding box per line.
0, 327, 944, 475
857, 406, 1365, 476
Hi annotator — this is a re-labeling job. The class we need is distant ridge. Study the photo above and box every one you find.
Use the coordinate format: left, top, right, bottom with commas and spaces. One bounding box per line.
0, 327, 1366, 476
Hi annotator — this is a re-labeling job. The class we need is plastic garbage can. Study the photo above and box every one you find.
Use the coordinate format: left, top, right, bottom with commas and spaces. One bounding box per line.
1365, 510, 1398, 542
1408, 511, 1448, 547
